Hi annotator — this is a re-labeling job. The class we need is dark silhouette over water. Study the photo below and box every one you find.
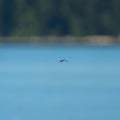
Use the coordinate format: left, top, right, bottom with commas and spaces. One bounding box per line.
59, 59, 68, 62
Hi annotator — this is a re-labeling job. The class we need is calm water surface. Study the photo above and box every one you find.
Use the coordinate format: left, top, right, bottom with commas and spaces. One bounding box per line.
0, 45, 120, 120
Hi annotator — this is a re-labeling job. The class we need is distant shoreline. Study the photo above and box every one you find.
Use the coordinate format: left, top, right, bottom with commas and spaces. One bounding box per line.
0, 36, 120, 45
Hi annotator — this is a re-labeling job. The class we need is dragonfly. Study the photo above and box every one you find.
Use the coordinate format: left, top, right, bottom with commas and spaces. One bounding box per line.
59, 59, 68, 62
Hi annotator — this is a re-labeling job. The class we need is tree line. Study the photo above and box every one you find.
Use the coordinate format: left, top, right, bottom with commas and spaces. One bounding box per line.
0, 0, 120, 36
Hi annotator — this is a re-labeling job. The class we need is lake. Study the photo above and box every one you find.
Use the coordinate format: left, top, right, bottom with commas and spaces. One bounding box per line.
0, 45, 120, 120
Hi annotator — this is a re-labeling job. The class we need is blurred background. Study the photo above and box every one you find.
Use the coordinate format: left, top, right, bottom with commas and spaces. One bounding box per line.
0, 0, 120, 43
0, 0, 120, 120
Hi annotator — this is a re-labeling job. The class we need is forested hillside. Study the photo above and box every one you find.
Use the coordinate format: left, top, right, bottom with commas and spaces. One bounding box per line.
0, 0, 120, 36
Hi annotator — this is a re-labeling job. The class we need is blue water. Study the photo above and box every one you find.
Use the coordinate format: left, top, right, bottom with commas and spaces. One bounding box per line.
0, 45, 120, 120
